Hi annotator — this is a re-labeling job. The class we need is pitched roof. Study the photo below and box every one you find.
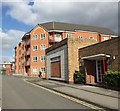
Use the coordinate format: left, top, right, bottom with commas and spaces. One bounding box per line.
39, 22, 117, 36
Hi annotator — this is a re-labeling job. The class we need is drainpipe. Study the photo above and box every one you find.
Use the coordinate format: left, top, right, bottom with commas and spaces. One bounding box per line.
102, 57, 106, 82
53, 32, 55, 45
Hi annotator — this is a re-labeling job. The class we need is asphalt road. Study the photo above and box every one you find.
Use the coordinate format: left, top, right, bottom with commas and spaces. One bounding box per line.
2, 75, 90, 109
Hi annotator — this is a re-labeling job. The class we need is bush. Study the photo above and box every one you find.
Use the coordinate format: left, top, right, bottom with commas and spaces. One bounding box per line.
104, 70, 120, 88
74, 71, 85, 84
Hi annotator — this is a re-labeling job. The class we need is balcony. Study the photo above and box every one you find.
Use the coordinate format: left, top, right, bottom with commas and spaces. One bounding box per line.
26, 40, 30, 46
26, 60, 30, 66
21, 41, 24, 45
22, 50, 24, 55
22, 59, 24, 64
26, 50, 30, 55
49, 39, 60, 45
49, 35, 62, 45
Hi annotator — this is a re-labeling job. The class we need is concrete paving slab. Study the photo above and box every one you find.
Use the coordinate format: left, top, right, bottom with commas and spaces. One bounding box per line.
53, 86, 119, 109
48, 80, 119, 98
28, 79, 120, 110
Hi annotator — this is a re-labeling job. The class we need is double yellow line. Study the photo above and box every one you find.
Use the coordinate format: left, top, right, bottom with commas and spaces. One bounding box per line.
24, 79, 106, 111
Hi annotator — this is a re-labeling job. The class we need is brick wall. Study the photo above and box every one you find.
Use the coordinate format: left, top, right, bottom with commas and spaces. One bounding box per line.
30, 25, 49, 77
79, 37, 119, 73
67, 38, 97, 84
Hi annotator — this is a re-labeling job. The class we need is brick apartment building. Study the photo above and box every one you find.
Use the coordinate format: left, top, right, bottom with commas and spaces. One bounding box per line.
15, 22, 117, 77
79, 37, 119, 84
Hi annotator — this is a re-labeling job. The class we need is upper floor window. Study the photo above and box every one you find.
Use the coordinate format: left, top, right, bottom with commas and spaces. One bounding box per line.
40, 34, 46, 40
55, 34, 61, 38
32, 35, 38, 40
104, 37, 109, 41
33, 46, 38, 51
89, 36, 94, 39
55, 34, 62, 41
78, 35, 83, 38
40, 45, 46, 50
2, 65, 6, 68
40, 56, 45, 62
33, 56, 38, 62
66, 33, 72, 38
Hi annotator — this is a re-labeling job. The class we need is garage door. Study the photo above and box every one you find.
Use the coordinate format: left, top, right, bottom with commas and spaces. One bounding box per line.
51, 61, 61, 78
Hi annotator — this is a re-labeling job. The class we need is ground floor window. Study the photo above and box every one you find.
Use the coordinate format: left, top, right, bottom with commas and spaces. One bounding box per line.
32, 68, 38, 74
41, 67, 45, 73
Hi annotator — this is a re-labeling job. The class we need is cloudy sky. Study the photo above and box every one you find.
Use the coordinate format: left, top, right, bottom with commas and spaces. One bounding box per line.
0, 0, 119, 62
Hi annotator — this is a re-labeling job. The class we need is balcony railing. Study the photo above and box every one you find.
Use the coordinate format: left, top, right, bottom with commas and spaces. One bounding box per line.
49, 37, 62, 43
26, 61, 30, 66
26, 50, 30, 55
22, 50, 24, 54
21, 41, 24, 45
26, 40, 30, 46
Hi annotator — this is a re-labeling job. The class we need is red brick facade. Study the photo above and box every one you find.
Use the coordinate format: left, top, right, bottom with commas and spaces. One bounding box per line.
15, 22, 117, 78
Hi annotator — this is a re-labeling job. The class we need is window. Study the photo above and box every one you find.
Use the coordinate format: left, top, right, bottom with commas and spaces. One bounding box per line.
3, 65, 6, 68
33, 46, 38, 51
78, 35, 83, 38
89, 36, 94, 39
51, 56, 61, 62
41, 67, 45, 73
40, 34, 46, 40
40, 56, 45, 62
55, 34, 62, 41
33, 56, 38, 62
66, 33, 72, 38
104, 37, 109, 41
40, 45, 46, 50
32, 35, 38, 40
56, 34, 61, 38
32, 68, 38, 74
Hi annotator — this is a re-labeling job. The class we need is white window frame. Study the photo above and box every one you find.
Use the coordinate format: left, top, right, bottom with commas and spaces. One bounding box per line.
104, 37, 109, 41
32, 35, 38, 40
55, 34, 62, 41
55, 34, 61, 38
32, 67, 38, 74
40, 56, 45, 62
40, 45, 46, 50
66, 33, 72, 38
33, 45, 38, 51
33, 56, 38, 62
3, 65, 6, 68
40, 34, 46, 40
41, 67, 45, 73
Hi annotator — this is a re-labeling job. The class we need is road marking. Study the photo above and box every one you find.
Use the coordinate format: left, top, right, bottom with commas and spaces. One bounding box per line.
24, 79, 106, 111
0, 107, 1, 111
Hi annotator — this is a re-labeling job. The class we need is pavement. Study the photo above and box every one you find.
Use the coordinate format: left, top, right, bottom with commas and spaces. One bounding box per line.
26, 77, 120, 110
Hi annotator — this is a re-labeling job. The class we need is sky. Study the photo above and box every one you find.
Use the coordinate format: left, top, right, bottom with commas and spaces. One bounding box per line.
0, 0, 119, 62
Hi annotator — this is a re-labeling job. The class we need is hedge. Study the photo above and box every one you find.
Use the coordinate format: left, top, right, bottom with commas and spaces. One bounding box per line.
73, 71, 85, 84
104, 70, 120, 88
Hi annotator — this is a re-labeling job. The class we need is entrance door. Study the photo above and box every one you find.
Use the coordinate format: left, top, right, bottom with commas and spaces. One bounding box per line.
96, 60, 102, 83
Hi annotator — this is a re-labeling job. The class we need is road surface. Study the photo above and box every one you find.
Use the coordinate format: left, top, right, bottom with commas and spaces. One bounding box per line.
2, 75, 90, 109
